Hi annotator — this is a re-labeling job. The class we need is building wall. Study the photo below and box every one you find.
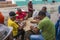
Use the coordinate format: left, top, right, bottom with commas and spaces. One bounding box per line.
6, 0, 12, 1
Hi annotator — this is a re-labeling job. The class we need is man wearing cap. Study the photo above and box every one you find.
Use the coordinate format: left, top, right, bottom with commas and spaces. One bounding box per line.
8, 11, 19, 40
38, 11, 55, 40
8, 11, 25, 40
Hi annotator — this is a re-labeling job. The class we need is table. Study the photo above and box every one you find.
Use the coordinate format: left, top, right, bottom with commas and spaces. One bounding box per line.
24, 18, 33, 31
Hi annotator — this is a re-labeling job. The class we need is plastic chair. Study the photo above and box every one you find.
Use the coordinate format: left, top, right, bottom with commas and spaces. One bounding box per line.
3, 27, 13, 40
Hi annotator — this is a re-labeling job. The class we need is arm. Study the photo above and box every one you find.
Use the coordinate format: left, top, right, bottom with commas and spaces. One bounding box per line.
38, 21, 44, 31
30, 19, 40, 24
11, 23, 19, 30
24, 13, 28, 20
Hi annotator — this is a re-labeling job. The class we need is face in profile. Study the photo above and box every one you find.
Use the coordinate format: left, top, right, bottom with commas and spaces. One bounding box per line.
17, 8, 22, 12
37, 15, 43, 20
42, 7, 47, 12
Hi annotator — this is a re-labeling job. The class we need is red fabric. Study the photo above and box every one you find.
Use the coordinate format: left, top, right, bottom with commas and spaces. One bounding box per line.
28, 2, 33, 12
16, 11, 26, 20
0, 12, 4, 24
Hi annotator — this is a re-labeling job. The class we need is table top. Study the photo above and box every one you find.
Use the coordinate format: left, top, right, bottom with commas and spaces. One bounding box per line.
24, 18, 33, 31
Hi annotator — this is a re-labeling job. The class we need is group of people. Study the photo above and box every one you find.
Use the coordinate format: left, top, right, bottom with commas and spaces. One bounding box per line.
0, 1, 56, 40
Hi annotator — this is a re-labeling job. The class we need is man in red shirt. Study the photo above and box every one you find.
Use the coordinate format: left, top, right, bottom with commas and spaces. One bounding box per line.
16, 8, 27, 21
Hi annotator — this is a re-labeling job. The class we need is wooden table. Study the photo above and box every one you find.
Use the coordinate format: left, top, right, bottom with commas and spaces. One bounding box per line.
24, 18, 33, 31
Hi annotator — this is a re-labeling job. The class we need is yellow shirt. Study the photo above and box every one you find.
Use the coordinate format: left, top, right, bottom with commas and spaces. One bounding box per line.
8, 18, 19, 36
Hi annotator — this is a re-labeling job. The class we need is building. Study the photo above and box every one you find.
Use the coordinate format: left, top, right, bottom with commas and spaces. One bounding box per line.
0, 0, 16, 8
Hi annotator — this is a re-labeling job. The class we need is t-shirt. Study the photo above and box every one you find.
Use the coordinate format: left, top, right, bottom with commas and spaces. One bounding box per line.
16, 11, 26, 20
38, 17, 55, 40
8, 18, 19, 36
28, 2, 33, 12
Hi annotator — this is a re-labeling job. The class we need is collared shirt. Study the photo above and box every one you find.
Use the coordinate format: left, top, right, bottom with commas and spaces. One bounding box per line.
8, 18, 19, 36
16, 11, 26, 20
38, 17, 55, 40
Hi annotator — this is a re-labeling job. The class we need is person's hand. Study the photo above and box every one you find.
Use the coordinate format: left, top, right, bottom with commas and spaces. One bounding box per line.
22, 21, 26, 27
18, 21, 26, 30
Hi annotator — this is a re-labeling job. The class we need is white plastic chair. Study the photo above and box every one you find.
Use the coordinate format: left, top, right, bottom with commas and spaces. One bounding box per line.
32, 10, 39, 18
3, 27, 13, 40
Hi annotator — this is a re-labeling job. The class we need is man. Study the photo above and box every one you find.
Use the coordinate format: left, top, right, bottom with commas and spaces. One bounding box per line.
32, 7, 50, 20
38, 11, 55, 40
24, 22, 44, 40
28, 1, 34, 18
8, 11, 25, 40
41, 6, 51, 18
16, 8, 27, 20
8, 11, 19, 40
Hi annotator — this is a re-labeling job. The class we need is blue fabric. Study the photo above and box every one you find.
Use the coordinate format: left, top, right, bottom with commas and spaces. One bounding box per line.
55, 20, 59, 36
58, 6, 60, 14
55, 19, 60, 40
30, 35, 44, 40
46, 12, 51, 19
